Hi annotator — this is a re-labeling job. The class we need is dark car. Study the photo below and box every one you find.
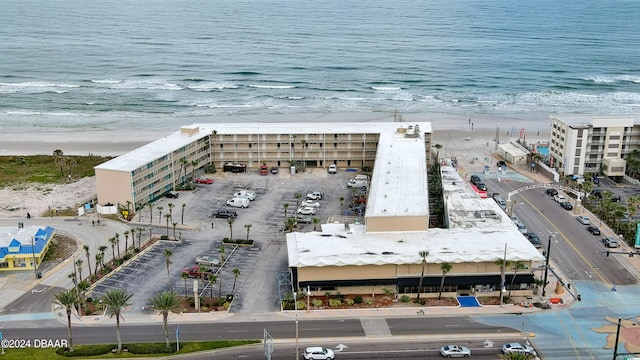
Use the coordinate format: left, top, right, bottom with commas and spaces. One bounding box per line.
475, 181, 487, 191
586, 226, 601, 235
270, 166, 279, 174
560, 201, 573, 210
165, 191, 179, 198
214, 207, 238, 219
470, 175, 481, 185
497, 160, 506, 167
546, 188, 558, 196
525, 232, 543, 248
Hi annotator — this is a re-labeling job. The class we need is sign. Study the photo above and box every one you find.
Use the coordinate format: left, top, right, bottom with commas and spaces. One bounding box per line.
635, 223, 640, 249
520, 128, 525, 138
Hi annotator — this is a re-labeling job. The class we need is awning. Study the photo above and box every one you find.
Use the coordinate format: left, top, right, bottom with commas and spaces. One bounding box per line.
397, 274, 535, 287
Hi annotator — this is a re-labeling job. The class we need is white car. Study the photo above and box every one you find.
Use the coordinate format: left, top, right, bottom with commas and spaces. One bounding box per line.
576, 216, 591, 225
301, 200, 321, 208
303, 347, 335, 360
502, 342, 534, 355
328, 164, 337, 174
440, 344, 471, 357
195, 255, 220, 267
306, 191, 324, 200
297, 207, 317, 215
234, 190, 256, 200
553, 194, 566, 203
227, 197, 249, 208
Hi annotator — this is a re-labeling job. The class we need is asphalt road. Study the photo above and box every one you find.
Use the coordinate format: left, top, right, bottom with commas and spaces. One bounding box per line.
484, 176, 639, 286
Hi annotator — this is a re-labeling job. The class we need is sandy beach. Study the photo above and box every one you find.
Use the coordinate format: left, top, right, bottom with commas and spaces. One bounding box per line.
0, 113, 552, 218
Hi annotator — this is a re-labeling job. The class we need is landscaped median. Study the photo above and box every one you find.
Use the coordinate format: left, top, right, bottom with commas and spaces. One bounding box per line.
0, 340, 260, 359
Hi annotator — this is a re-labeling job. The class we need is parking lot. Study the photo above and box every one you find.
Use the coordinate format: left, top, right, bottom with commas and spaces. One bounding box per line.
88, 168, 360, 314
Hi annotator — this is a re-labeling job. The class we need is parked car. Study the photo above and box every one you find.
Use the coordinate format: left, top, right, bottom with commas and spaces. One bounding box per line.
301, 200, 321, 208
297, 207, 317, 215
294, 214, 313, 224
306, 191, 324, 200
497, 160, 507, 168
560, 201, 573, 210
553, 194, 566, 203
525, 233, 543, 248
259, 165, 269, 175
270, 166, 279, 174
593, 189, 621, 202
303, 347, 335, 360
195, 255, 220, 267
603, 237, 620, 248
576, 216, 591, 225
165, 191, 179, 198
328, 164, 337, 174
502, 342, 534, 355
475, 181, 487, 191
234, 190, 256, 200
440, 344, 472, 358
182, 265, 212, 278
470, 175, 481, 185
227, 197, 250, 208
546, 188, 558, 196
214, 207, 237, 219
516, 222, 528, 234
195, 177, 213, 184
586, 226, 601, 235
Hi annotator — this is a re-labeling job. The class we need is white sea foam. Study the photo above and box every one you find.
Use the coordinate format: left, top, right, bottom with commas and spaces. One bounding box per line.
90, 79, 122, 84
185, 82, 239, 91
248, 85, 296, 89
110, 80, 183, 91
371, 86, 401, 91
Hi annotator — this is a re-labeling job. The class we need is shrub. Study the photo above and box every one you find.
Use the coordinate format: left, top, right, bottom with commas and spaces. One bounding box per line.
419, 299, 426, 305
335, 291, 344, 301
365, 299, 374, 306
56, 344, 113, 357
354, 296, 363, 304
312, 299, 323, 307
328, 299, 342, 307
400, 295, 411, 303
345, 298, 355, 305
296, 300, 306, 310
383, 288, 394, 296
324, 291, 332, 298
127, 342, 175, 354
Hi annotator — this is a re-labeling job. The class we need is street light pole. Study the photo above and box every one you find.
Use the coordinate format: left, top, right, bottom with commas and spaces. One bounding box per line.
31, 236, 38, 279
613, 317, 622, 360
306, 286, 311, 313
542, 235, 552, 297
500, 243, 507, 308
294, 291, 299, 360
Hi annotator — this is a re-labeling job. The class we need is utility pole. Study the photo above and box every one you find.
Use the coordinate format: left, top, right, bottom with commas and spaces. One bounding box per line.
542, 235, 552, 297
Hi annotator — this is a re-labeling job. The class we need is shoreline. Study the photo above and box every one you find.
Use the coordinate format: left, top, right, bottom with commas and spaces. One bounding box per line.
0, 112, 552, 156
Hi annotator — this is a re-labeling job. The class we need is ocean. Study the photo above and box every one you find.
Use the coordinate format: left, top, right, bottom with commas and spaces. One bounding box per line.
1, 0, 639, 134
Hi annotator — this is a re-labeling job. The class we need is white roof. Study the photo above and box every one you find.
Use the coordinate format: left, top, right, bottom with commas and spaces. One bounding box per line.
95, 121, 433, 173
0, 226, 42, 247
498, 142, 529, 158
287, 223, 544, 267
287, 165, 544, 268
367, 126, 428, 217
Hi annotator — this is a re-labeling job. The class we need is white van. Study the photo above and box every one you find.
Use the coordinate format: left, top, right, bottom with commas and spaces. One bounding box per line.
348, 179, 369, 189
226, 197, 250, 208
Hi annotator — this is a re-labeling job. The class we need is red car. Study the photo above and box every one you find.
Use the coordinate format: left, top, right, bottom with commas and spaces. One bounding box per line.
182, 266, 212, 278
195, 178, 213, 184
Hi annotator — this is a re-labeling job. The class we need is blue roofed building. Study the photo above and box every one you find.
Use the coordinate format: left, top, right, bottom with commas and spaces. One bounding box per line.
0, 225, 55, 272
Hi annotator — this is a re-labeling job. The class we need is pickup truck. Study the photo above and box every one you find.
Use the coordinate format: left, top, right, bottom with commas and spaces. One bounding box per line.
182, 265, 212, 278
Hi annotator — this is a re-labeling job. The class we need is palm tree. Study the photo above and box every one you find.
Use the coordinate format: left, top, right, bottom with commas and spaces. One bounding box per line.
164, 248, 173, 292
181, 271, 189, 297
83, 245, 92, 282
231, 268, 241, 294
244, 224, 252, 241
137, 227, 144, 248
181, 203, 186, 225
148, 228, 153, 245
148, 291, 182, 352
101, 288, 133, 354
167, 203, 174, 223
149, 203, 154, 224
219, 244, 226, 263
164, 213, 171, 236
312, 217, 321, 231
95, 253, 102, 276
338, 196, 344, 211
495, 258, 511, 301
499, 352, 534, 360
294, 193, 302, 206
157, 206, 164, 224
438, 262, 452, 300
53, 288, 80, 352
108, 237, 116, 264
284, 217, 297, 232
75, 259, 84, 282
432, 143, 443, 163
99, 245, 107, 267
172, 222, 178, 239
123, 230, 130, 256
416, 250, 429, 302
191, 160, 199, 182
283, 203, 290, 219
508, 261, 527, 299
114, 233, 121, 258
227, 218, 235, 240
208, 274, 218, 299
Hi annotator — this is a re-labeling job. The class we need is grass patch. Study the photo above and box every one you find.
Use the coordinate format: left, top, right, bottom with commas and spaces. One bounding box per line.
0, 155, 112, 187
0, 340, 260, 359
